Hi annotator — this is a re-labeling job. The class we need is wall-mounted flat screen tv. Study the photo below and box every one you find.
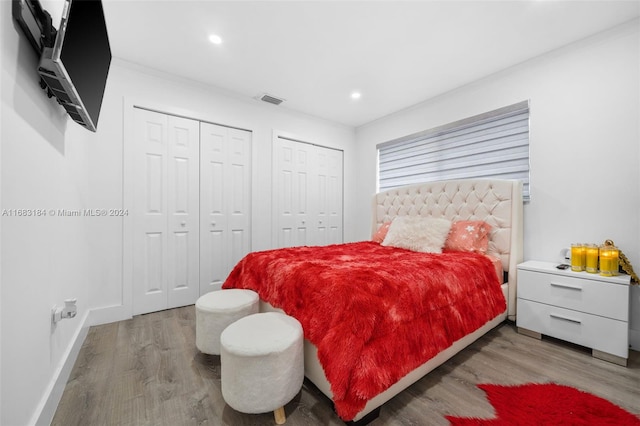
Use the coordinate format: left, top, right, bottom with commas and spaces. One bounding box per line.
38, 0, 111, 132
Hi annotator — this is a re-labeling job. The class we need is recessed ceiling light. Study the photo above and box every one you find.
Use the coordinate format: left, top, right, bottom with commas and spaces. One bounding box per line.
351, 92, 361, 100
208, 34, 223, 45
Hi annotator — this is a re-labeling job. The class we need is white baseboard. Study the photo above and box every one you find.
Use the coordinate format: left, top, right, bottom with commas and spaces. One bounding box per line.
31, 304, 131, 425
32, 311, 90, 426
88, 303, 132, 326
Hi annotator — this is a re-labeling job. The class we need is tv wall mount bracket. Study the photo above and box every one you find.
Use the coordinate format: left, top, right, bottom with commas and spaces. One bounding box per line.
12, 0, 58, 97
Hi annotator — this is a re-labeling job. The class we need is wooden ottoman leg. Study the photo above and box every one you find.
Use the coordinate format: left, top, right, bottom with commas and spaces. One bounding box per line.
274, 406, 286, 424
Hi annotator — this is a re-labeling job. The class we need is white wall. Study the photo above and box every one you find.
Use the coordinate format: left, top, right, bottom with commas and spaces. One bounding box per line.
1, 1, 355, 422
2, 2, 97, 425
355, 19, 640, 348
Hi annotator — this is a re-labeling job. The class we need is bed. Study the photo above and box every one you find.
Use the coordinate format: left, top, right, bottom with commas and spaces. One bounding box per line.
222, 178, 524, 423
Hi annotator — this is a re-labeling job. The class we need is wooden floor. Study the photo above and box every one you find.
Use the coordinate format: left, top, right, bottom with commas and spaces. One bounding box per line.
53, 305, 640, 426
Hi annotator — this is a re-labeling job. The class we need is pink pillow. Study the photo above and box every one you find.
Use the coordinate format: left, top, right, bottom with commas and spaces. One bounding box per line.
372, 221, 392, 243
445, 220, 491, 254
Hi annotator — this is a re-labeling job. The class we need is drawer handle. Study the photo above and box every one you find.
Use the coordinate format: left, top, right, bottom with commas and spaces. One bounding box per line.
550, 282, 582, 291
549, 313, 582, 324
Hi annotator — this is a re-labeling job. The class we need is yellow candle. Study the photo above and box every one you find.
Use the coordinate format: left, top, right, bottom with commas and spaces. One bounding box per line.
571, 244, 585, 272
599, 246, 619, 277
585, 245, 599, 273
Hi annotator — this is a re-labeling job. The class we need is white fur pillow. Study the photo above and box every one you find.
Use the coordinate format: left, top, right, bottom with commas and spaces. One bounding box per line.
381, 216, 452, 253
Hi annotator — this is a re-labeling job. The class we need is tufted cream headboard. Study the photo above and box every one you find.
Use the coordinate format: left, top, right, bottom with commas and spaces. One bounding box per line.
372, 179, 524, 320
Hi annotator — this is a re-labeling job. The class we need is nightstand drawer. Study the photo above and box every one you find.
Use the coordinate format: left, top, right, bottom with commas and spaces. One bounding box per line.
517, 299, 629, 359
518, 269, 628, 321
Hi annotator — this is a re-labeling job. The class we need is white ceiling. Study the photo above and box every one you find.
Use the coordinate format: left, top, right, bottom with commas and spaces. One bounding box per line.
102, 1, 639, 127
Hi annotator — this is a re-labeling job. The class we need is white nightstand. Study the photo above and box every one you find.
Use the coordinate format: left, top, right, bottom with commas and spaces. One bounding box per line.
516, 260, 631, 366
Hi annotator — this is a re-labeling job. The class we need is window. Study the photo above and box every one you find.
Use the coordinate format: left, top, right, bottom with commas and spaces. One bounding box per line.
377, 100, 530, 199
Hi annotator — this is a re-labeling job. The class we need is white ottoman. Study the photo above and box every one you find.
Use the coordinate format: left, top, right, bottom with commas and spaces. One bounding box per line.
220, 312, 304, 425
195, 289, 259, 355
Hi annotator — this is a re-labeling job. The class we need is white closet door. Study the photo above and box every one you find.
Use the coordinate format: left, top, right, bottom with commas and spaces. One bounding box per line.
273, 137, 295, 247
167, 117, 200, 308
274, 137, 314, 248
315, 147, 343, 245
200, 123, 251, 294
274, 137, 343, 248
132, 108, 200, 315
227, 128, 252, 268
132, 109, 167, 315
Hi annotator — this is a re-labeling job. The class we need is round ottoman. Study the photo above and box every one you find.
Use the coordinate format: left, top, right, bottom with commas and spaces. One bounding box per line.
195, 289, 259, 355
220, 312, 304, 424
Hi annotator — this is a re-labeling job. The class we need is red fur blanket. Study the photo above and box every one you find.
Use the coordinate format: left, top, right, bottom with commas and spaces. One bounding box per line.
222, 241, 506, 420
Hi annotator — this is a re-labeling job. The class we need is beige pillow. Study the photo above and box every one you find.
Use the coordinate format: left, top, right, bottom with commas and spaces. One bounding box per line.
381, 216, 452, 253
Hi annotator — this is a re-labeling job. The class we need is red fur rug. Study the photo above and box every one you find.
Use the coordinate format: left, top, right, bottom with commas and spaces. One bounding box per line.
447, 383, 640, 425
223, 241, 505, 420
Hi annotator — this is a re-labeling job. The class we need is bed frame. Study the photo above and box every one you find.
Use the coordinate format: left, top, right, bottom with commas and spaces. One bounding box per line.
263, 178, 524, 423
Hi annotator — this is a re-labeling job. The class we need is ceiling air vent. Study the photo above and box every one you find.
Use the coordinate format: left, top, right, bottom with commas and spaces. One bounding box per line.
258, 93, 285, 106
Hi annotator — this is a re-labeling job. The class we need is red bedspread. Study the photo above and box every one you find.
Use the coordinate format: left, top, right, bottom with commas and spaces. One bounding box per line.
222, 241, 506, 420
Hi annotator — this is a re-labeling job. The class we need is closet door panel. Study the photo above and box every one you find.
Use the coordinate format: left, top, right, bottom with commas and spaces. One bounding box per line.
167, 116, 200, 309
202, 229, 226, 293
274, 138, 296, 248
145, 154, 164, 213
133, 109, 169, 315
228, 128, 251, 267
314, 149, 328, 246
143, 232, 164, 293
294, 146, 311, 242
200, 123, 229, 294
201, 124, 228, 232
170, 231, 189, 294
228, 128, 251, 241
325, 148, 343, 245
133, 110, 200, 314
200, 123, 252, 294
230, 229, 248, 269
275, 138, 313, 247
